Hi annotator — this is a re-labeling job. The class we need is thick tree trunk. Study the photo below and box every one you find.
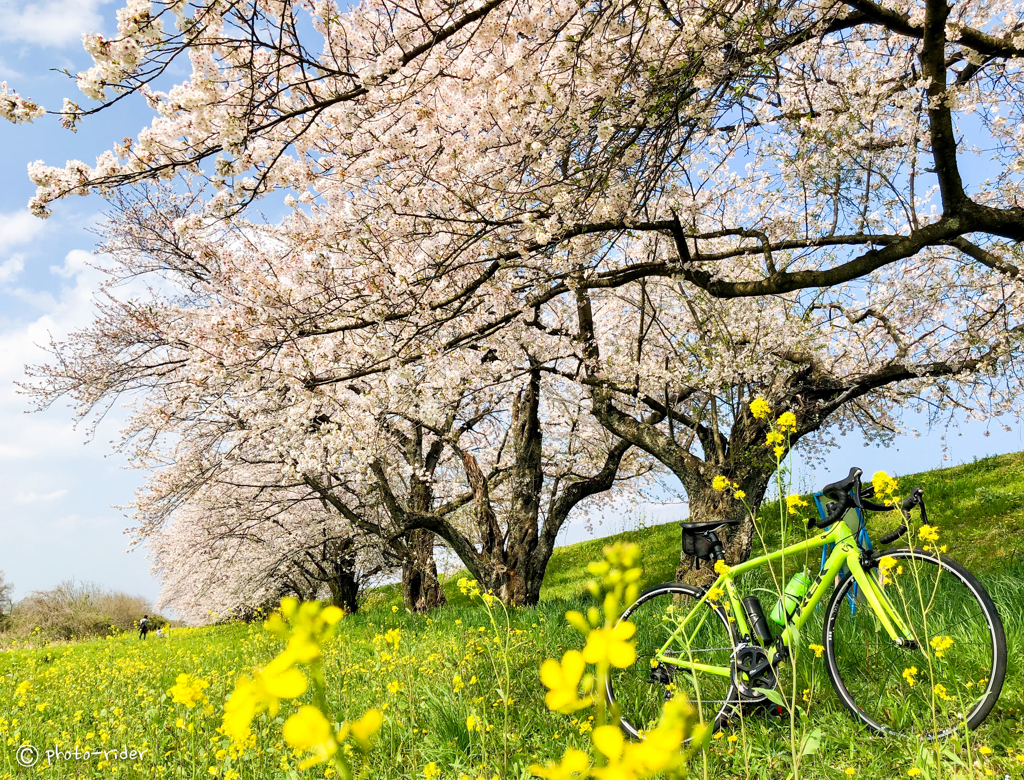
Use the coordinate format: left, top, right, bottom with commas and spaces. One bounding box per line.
502, 368, 544, 606
402, 528, 446, 612
327, 568, 361, 614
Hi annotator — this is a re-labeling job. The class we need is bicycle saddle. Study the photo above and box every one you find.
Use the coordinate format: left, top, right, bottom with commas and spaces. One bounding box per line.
680, 517, 741, 532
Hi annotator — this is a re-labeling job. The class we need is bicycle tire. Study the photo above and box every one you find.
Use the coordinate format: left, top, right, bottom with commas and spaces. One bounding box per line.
606, 583, 737, 739
823, 547, 1006, 738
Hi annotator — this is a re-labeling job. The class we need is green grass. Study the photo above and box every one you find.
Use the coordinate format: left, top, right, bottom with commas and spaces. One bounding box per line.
3, 453, 1024, 779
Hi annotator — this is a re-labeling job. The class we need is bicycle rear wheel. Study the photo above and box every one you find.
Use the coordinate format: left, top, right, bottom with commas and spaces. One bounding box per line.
607, 583, 736, 739
824, 548, 1006, 738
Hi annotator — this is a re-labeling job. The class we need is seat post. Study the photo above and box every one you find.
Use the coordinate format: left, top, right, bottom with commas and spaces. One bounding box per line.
707, 531, 726, 563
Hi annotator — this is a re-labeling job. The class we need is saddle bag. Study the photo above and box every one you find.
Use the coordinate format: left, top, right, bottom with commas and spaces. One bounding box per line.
681, 528, 717, 569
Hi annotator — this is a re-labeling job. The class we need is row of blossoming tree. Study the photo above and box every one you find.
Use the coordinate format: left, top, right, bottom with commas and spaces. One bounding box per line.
5, 0, 1024, 611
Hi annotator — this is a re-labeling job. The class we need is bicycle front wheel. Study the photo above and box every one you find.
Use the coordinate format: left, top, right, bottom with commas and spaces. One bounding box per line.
607, 583, 736, 739
824, 548, 1006, 738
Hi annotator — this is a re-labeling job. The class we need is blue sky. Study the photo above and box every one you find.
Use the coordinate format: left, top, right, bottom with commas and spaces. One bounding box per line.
0, 0, 1021, 610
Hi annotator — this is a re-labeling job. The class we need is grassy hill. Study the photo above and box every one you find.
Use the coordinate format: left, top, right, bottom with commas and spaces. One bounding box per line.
2, 452, 1023, 779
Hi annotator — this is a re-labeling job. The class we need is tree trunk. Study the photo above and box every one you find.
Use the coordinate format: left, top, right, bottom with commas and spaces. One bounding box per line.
327, 568, 361, 614
502, 368, 544, 606
402, 528, 447, 612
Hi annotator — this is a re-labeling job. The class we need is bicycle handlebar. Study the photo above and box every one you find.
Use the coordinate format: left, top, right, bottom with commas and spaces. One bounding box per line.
811, 467, 925, 542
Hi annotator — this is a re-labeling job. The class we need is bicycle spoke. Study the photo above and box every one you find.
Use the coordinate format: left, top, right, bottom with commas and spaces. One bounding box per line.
608, 585, 735, 739
826, 551, 1003, 737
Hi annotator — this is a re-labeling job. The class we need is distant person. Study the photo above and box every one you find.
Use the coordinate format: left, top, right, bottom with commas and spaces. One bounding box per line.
139, 614, 150, 640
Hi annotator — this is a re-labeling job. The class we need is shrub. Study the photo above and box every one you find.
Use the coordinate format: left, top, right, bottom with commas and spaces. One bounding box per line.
6, 580, 164, 641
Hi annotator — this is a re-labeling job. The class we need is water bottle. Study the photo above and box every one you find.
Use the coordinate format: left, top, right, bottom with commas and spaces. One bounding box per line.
769, 571, 812, 625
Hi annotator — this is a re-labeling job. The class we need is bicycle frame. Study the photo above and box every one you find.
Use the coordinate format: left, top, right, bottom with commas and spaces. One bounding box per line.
656, 511, 914, 678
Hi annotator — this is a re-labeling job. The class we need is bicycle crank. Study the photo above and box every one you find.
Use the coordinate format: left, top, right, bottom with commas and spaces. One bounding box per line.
731, 643, 778, 703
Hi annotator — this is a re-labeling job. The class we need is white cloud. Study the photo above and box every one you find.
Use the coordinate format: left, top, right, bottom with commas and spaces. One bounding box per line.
0, 210, 47, 254
0, 0, 112, 48
0, 248, 112, 459
0, 254, 24, 283
0, 57, 23, 79
15, 488, 68, 504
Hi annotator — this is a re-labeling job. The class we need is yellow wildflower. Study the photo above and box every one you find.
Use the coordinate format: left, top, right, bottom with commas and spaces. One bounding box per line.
265, 598, 344, 664
908, 769, 921, 777
282, 705, 337, 769
786, 494, 809, 512
582, 621, 637, 669
168, 673, 209, 709
872, 471, 899, 497
221, 655, 308, 744
902, 666, 918, 687
349, 709, 382, 751
878, 555, 898, 585
934, 684, 952, 701
529, 747, 590, 779
918, 524, 940, 542
712, 475, 732, 491
776, 411, 797, 432
714, 560, 731, 576
750, 397, 771, 419
930, 635, 953, 659
808, 644, 824, 658
540, 651, 591, 713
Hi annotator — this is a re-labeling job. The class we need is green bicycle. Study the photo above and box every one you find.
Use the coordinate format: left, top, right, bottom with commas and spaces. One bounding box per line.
607, 468, 1007, 739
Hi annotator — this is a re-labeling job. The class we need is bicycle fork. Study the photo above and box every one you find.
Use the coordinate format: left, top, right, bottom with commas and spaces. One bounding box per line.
845, 551, 916, 646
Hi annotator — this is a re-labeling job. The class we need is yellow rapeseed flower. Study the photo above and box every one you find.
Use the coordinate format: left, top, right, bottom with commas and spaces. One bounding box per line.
540, 650, 591, 713
919, 524, 940, 543
750, 397, 771, 419
786, 494, 809, 512
529, 747, 590, 779
282, 705, 337, 769
582, 622, 637, 669
712, 475, 732, 491
776, 412, 797, 432
221, 655, 308, 744
872, 471, 899, 497
930, 635, 954, 659
902, 666, 918, 687
808, 644, 824, 658
168, 673, 209, 709
349, 709, 382, 751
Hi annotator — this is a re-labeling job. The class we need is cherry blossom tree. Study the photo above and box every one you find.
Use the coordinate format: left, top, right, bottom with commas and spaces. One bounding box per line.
149, 470, 391, 621
13, 0, 1024, 586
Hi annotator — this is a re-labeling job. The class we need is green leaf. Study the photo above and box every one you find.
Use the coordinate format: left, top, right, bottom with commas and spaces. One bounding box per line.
800, 727, 822, 756
753, 687, 785, 707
